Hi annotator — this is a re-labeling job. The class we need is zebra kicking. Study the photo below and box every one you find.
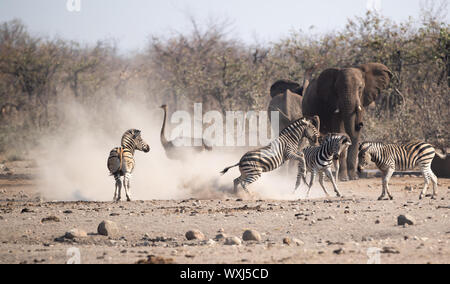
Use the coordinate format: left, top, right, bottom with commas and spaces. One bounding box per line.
107, 129, 150, 202
221, 116, 320, 194
358, 141, 446, 200
295, 133, 352, 198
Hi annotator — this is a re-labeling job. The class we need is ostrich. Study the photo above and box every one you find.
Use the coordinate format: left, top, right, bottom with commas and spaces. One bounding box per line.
160, 104, 212, 160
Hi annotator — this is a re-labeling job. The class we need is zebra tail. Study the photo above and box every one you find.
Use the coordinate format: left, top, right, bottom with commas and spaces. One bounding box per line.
220, 163, 240, 175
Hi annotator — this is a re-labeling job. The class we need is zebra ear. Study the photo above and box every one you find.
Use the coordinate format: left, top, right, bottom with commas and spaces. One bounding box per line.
358, 143, 365, 151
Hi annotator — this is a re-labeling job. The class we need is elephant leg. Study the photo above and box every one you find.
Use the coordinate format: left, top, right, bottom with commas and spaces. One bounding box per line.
346, 141, 360, 180
338, 150, 348, 181
343, 114, 360, 181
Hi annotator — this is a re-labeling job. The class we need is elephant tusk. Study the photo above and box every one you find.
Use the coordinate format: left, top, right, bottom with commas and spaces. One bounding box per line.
357, 105, 362, 112
334, 109, 340, 114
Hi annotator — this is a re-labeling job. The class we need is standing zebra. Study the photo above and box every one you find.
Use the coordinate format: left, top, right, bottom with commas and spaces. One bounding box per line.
358, 141, 446, 200
295, 133, 351, 198
107, 129, 150, 202
221, 116, 320, 194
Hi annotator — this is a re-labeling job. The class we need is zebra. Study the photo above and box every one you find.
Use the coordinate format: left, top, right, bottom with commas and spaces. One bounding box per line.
107, 129, 150, 202
221, 116, 320, 194
295, 133, 352, 198
358, 141, 446, 200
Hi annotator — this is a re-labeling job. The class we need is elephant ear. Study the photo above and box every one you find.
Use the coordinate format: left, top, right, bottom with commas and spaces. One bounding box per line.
358, 63, 392, 106
316, 68, 340, 111
270, 80, 303, 98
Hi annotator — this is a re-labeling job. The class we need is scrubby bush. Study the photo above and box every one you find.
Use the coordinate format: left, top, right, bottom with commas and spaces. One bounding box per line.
0, 7, 448, 159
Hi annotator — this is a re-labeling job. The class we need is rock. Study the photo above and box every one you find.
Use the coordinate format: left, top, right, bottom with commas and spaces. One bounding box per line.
283, 237, 291, 245
292, 238, 304, 246
185, 229, 205, 241
333, 248, 344, 255
97, 220, 119, 237
242, 230, 261, 242
224, 237, 242, 246
65, 229, 87, 239
21, 208, 34, 213
41, 216, 60, 223
362, 236, 374, 242
397, 214, 416, 226
381, 247, 400, 254
136, 255, 175, 264
215, 233, 228, 240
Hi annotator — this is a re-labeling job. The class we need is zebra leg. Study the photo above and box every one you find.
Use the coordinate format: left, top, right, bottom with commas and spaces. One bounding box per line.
380, 168, 394, 200
306, 171, 316, 198
318, 172, 330, 197
419, 167, 431, 200
325, 167, 341, 197
294, 157, 307, 193
333, 159, 340, 182
123, 172, 132, 202
114, 174, 122, 202
430, 172, 438, 199
420, 166, 438, 199
241, 174, 261, 194
233, 177, 241, 194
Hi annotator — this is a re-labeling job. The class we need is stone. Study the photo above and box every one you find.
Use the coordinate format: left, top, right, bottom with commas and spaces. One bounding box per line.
185, 229, 205, 241
242, 230, 261, 242
397, 214, 416, 226
224, 237, 242, 246
97, 220, 119, 237
65, 229, 87, 239
215, 233, 228, 240
41, 216, 60, 223
283, 237, 291, 245
292, 238, 304, 246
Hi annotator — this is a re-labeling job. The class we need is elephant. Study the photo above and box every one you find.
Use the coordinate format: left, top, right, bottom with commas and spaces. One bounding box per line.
268, 79, 304, 132
267, 80, 307, 175
302, 62, 402, 181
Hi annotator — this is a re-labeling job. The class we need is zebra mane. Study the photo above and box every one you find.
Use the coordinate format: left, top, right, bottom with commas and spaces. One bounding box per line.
279, 118, 308, 135
359, 141, 384, 151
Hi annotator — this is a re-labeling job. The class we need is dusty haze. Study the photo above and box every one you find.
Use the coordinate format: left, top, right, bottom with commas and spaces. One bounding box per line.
35, 97, 325, 202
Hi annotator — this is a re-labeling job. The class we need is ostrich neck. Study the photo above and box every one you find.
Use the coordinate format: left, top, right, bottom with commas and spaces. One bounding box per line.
161, 108, 169, 146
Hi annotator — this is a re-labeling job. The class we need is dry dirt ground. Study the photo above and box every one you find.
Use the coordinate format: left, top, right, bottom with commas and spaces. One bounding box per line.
0, 160, 449, 264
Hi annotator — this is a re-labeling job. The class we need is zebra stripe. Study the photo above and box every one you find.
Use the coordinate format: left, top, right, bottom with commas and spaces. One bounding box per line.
358, 141, 444, 200
221, 117, 320, 193
107, 129, 150, 202
295, 133, 351, 198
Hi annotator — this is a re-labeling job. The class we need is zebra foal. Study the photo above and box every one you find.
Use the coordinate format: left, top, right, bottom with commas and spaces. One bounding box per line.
295, 133, 351, 198
221, 116, 320, 194
358, 141, 446, 200
107, 129, 150, 202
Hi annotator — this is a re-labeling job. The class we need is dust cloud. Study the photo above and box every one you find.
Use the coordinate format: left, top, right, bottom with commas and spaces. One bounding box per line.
35, 98, 327, 202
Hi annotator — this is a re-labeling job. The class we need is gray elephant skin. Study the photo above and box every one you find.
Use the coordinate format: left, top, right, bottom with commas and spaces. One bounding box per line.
302, 62, 395, 181
267, 80, 304, 132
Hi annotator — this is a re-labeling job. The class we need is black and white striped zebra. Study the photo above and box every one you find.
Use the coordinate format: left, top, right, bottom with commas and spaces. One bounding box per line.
107, 129, 150, 202
358, 141, 446, 200
295, 133, 351, 198
221, 116, 320, 193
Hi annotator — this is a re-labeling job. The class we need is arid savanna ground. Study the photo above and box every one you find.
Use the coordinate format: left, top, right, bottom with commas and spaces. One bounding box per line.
0, 160, 449, 264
